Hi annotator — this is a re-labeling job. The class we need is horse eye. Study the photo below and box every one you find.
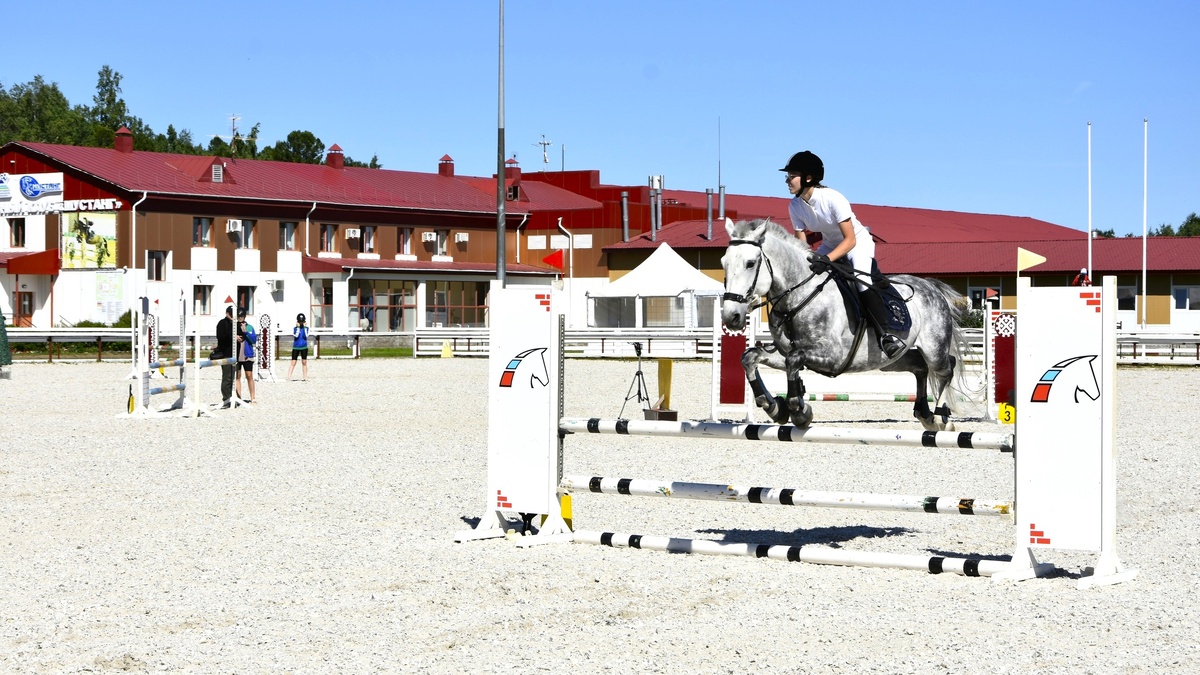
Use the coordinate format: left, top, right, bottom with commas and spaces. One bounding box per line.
745, 260, 755, 269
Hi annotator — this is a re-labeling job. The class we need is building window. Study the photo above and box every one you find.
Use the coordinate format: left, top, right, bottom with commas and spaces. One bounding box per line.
280, 221, 297, 251
362, 226, 376, 253
237, 286, 255, 315
643, 296, 685, 327
147, 250, 168, 281
193, 285, 213, 315
425, 280, 488, 327
389, 280, 418, 331
400, 228, 413, 255
193, 217, 212, 247
1117, 286, 1139, 312
436, 230, 449, 256
8, 218, 25, 247
239, 219, 256, 249
312, 280, 334, 328
593, 297, 636, 328
1173, 286, 1200, 310
320, 224, 338, 253
967, 286, 999, 311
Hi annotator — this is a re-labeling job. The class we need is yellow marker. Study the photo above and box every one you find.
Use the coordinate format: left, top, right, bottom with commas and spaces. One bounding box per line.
657, 358, 673, 410
998, 402, 1016, 425
560, 493, 573, 530
440, 340, 453, 358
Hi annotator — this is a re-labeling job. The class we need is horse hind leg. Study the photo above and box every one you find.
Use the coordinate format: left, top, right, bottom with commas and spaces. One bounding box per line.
913, 353, 956, 431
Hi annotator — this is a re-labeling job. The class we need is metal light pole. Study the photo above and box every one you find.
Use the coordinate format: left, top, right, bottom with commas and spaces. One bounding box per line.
496, 0, 507, 287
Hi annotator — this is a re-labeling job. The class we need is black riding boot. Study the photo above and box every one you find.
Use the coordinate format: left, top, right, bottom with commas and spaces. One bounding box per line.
859, 290, 905, 358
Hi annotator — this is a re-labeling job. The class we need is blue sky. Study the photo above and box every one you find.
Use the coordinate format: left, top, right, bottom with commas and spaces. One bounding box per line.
5, 1, 1197, 236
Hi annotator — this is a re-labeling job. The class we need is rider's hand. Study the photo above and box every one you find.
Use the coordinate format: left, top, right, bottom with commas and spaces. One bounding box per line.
809, 253, 832, 275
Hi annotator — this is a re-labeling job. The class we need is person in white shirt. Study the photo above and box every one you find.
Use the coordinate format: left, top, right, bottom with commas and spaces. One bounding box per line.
782, 150, 904, 358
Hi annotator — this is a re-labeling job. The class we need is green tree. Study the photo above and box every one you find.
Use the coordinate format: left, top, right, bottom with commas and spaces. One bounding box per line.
346, 153, 383, 169
258, 130, 324, 164
1094, 228, 1116, 238
1178, 213, 1200, 237
0, 76, 89, 145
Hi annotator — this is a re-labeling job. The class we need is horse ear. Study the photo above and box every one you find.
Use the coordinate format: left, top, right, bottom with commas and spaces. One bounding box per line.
724, 217, 736, 238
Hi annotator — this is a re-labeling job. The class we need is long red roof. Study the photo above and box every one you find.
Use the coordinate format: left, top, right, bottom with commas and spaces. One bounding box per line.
5, 141, 599, 215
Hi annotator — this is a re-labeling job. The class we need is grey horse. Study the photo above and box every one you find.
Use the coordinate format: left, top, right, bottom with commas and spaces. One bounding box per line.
720, 218, 966, 430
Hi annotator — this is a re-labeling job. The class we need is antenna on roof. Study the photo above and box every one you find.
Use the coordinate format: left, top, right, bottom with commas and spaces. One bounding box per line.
211, 114, 243, 157
534, 134, 552, 170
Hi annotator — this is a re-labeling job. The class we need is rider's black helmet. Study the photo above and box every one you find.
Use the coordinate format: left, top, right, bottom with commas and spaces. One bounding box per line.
297, 313, 306, 323
780, 151, 824, 183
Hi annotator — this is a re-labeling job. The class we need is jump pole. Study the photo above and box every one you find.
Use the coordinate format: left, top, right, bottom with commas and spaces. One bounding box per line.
459, 278, 1136, 588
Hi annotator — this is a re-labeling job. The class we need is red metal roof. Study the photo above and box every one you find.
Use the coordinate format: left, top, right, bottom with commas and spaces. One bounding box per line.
0, 249, 60, 274
301, 256, 558, 276
5, 141, 593, 216
880, 237, 1200, 275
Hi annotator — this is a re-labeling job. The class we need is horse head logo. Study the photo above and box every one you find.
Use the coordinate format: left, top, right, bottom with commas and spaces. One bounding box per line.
1030, 355, 1101, 403
498, 347, 549, 388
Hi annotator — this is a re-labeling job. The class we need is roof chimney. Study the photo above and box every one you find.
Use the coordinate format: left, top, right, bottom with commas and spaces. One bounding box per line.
504, 157, 521, 186
326, 144, 344, 169
114, 126, 133, 154
438, 154, 455, 177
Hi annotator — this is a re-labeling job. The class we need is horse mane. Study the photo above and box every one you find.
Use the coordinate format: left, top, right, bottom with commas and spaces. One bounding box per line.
738, 218, 806, 251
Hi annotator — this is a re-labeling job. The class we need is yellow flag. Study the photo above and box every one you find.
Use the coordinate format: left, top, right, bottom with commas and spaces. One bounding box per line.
1016, 247, 1047, 272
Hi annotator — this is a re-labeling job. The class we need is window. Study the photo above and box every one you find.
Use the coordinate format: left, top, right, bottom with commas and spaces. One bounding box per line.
320, 224, 338, 252
967, 286, 999, 311
1117, 286, 1139, 312
1173, 286, 1200, 310
425, 280, 488, 327
193, 285, 213, 315
239, 219, 256, 249
312, 280, 334, 327
147, 250, 168, 281
193, 217, 212, 246
400, 228, 413, 255
362, 226, 376, 253
593, 297, 635, 328
280, 221, 297, 251
388, 281, 418, 331
9, 218, 25, 247
237, 285, 255, 315
435, 230, 449, 256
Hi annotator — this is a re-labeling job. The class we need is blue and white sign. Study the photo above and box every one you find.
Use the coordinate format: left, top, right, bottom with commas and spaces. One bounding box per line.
0, 173, 11, 200
19, 174, 63, 199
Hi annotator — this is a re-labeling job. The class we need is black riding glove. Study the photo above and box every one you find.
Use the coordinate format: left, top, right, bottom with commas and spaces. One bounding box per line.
809, 253, 833, 275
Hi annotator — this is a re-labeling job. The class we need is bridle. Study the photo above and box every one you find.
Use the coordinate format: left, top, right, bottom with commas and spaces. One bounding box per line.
722, 239, 772, 308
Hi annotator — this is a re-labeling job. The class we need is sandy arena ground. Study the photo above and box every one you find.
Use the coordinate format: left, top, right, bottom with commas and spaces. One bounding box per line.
1, 357, 1198, 673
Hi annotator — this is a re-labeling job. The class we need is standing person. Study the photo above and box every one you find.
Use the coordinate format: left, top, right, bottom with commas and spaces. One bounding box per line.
1072, 268, 1092, 287
288, 313, 310, 381
781, 150, 905, 358
215, 305, 235, 408
234, 308, 257, 403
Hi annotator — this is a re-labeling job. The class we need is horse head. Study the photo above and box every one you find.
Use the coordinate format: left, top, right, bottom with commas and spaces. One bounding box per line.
720, 218, 775, 331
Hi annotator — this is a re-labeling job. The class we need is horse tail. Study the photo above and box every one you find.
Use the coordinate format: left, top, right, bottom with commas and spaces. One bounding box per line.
931, 279, 989, 412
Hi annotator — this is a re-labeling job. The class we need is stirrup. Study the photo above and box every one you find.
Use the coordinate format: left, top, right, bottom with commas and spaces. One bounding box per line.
880, 334, 905, 358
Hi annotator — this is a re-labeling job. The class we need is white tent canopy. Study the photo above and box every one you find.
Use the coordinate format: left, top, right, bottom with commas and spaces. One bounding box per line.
589, 242, 723, 298
587, 243, 723, 329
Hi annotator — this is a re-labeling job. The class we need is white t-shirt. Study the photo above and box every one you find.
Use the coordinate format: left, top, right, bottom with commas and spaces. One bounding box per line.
787, 186, 870, 252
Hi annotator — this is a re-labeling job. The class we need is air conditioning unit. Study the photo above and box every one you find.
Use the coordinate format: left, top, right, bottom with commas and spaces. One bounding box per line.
454, 232, 469, 243
421, 231, 437, 242
345, 228, 361, 239
225, 219, 242, 233
267, 280, 283, 292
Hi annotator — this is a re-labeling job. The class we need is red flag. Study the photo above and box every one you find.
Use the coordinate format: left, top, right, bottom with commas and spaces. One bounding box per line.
542, 249, 564, 271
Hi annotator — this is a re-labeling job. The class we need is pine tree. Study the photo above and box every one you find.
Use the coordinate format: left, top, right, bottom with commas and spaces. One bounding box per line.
0, 311, 13, 368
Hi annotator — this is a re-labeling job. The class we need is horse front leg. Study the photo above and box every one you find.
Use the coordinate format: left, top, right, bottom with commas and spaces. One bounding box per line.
784, 350, 814, 428
741, 346, 790, 424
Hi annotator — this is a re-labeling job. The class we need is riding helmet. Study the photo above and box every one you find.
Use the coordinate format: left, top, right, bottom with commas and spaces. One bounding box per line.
297, 313, 306, 323
780, 151, 824, 182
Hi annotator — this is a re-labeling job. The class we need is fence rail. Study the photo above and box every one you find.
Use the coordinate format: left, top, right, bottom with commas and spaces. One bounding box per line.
7, 326, 1200, 365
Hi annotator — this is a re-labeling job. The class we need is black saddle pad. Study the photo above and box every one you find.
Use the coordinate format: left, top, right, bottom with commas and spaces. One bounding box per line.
829, 260, 912, 332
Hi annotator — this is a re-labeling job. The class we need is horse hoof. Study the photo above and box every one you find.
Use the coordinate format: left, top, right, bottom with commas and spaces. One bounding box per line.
790, 406, 814, 428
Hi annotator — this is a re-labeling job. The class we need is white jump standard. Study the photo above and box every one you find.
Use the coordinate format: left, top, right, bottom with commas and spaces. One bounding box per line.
457, 279, 1137, 588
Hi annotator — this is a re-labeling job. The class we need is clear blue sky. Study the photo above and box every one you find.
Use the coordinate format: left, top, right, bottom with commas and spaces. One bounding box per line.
5, 1, 1197, 236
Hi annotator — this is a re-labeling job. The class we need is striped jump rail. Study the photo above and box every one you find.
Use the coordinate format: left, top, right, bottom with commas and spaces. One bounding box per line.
803, 393, 933, 402
197, 357, 240, 368
146, 358, 186, 369
561, 475, 1011, 516
575, 531, 1009, 578
146, 382, 186, 396
559, 418, 1014, 452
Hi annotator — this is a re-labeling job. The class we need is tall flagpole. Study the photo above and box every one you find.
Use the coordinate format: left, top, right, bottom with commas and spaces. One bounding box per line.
1087, 122, 1093, 280
496, 0, 507, 287
1141, 117, 1148, 328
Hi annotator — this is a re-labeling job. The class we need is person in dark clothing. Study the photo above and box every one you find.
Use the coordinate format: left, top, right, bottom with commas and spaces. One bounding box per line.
215, 305, 235, 408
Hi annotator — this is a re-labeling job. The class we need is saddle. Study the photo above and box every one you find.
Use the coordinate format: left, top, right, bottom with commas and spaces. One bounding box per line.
828, 259, 912, 334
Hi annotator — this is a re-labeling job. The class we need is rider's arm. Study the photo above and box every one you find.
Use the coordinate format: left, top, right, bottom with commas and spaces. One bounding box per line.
827, 218, 857, 262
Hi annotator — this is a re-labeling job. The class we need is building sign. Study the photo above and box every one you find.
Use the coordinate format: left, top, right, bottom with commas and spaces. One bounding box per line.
0, 173, 124, 216
62, 211, 118, 269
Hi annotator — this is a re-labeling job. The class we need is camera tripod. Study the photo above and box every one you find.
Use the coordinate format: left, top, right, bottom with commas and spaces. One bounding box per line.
619, 342, 651, 419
